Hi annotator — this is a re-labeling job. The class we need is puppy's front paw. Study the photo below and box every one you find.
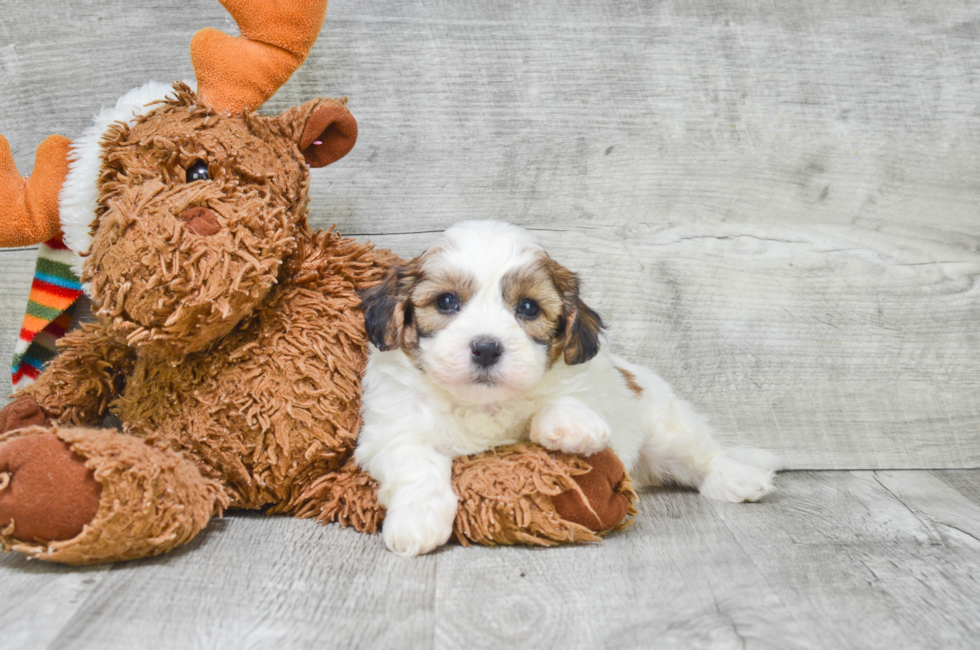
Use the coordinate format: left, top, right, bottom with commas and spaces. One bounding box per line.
382, 494, 457, 558
530, 397, 612, 455
700, 456, 775, 503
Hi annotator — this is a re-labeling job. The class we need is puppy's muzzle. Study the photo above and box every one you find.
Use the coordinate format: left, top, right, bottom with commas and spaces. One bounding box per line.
470, 338, 503, 369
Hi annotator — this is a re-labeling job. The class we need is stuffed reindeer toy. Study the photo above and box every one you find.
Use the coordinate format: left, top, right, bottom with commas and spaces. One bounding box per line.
0, 0, 634, 564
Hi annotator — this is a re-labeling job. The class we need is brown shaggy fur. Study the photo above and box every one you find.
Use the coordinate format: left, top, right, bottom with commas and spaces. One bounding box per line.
0, 86, 635, 564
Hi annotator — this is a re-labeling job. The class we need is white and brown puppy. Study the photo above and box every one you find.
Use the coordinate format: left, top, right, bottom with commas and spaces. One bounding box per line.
356, 221, 779, 557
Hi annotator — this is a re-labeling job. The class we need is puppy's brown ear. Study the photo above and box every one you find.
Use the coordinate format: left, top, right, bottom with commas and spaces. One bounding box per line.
563, 296, 604, 365
546, 256, 604, 366
359, 259, 420, 351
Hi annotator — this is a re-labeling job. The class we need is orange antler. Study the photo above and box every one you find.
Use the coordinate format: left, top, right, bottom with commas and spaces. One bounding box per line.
191, 0, 330, 115
0, 134, 71, 247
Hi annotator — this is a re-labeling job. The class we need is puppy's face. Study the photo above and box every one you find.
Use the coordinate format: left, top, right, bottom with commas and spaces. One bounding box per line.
360, 221, 603, 405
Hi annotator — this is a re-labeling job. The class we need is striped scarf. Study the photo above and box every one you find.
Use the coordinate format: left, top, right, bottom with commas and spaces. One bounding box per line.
11, 235, 83, 387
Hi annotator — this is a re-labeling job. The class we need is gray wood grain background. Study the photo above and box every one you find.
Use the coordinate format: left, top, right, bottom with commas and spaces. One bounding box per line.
1, 0, 978, 469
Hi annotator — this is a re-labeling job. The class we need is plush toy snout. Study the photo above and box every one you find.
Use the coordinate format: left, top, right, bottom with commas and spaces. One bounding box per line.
181, 207, 221, 236
87, 181, 291, 358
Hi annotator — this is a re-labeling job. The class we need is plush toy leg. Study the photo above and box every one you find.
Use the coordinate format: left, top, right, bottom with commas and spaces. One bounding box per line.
0, 425, 227, 565
296, 444, 637, 547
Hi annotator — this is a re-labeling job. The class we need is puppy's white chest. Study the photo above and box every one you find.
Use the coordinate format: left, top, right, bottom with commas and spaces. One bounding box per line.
439, 401, 535, 455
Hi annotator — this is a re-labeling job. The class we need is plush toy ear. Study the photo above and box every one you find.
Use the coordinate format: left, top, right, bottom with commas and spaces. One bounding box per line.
545, 256, 604, 365
298, 101, 358, 168
359, 260, 420, 351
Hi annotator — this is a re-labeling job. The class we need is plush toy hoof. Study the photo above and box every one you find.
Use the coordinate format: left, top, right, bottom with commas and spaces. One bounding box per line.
0, 396, 50, 434
0, 432, 101, 542
552, 448, 632, 532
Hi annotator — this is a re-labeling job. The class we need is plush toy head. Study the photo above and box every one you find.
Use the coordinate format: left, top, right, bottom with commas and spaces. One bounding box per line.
3, 0, 358, 361
79, 87, 355, 357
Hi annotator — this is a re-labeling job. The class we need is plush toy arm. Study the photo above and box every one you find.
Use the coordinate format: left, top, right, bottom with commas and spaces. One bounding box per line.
0, 134, 71, 247
14, 321, 135, 426
298, 444, 637, 547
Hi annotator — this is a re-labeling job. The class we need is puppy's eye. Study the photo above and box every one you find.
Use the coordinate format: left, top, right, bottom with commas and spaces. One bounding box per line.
435, 292, 461, 314
186, 160, 210, 182
516, 298, 541, 319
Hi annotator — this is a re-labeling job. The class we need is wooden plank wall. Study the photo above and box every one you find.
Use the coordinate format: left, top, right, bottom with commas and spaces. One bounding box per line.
0, 0, 977, 468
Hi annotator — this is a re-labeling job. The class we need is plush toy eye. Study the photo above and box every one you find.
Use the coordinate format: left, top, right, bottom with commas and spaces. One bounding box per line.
516, 298, 541, 319
435, 292, 460, 314
186, 160, 210, 182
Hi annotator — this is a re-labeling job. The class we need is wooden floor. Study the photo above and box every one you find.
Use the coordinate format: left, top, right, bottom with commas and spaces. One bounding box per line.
3, 470, 979, 650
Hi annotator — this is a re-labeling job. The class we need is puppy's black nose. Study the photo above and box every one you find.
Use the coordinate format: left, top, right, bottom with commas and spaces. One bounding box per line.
470, 338, 503, 368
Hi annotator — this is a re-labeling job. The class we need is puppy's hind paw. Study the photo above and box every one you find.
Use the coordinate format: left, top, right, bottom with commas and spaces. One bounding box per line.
700, 456, 775, 503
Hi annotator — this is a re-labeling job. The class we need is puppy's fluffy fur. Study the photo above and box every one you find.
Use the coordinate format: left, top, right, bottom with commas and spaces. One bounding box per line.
357, 221, 779, 557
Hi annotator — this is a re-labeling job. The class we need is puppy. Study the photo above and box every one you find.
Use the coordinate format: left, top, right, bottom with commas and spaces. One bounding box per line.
356, 221, 779, 557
